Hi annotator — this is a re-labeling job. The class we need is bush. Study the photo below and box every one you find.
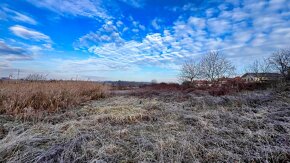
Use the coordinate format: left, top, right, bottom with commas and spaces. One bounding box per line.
208, 86, 231, 96
143, 83, 181, 90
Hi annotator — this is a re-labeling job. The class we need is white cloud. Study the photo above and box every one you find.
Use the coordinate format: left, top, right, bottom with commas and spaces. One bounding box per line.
13, 13, 37, 25
132, 29, 139, 33
0, 41, 33, 61
0, 41, 26, 56
139, 24, 146, 30
251, 33, 266, 47
218, 4, 230, 11
76, 27, 205, 71
76, 21, 124, 48
0, 61, 9, 68
152, 18, 161, 30
187, 17, 206, 29
206, 8, 218, 18
119, 0, 145, 8
9, 25, 51, 43
207, 18, 231, 35
72, 0, 290, 75
268, 0, 289, 11
2, 7, 37, 25
231, 8, 249, 21
116, 20, 123, 27
26, 0, 110, 19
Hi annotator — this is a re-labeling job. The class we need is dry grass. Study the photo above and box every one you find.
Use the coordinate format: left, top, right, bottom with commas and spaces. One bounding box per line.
0, 81, 109, 118
0, 87, 289, 162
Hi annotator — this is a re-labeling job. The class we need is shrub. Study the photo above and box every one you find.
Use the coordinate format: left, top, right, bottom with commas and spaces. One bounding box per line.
208, 86, 231, 96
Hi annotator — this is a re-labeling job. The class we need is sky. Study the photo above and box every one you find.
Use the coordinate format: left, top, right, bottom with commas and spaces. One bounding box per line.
0, 0, 289, 82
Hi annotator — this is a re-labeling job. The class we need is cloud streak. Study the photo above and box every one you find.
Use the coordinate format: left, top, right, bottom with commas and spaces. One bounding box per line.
26, 0, 111, 20
0, 41, 33, 61
9, 25, 52, 43
119, 0, 145, 8
0, 41, 26, 56
1, 7, 37, 25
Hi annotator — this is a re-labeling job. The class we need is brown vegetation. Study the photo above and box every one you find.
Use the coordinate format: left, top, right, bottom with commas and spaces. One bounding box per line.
0, 79, 289, 162
136, 79, 273, 97
0, 88, 289, 162
0, 81, 109, 118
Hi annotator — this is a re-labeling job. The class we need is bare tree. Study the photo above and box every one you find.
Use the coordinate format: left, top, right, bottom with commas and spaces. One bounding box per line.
248, 60, 260, 75
200, 51, 235, 81
260, 59, 272, 73
25, 73, 48, 81
246, 59, 271, 75
8, 73, 14, 79
179, 59, 201, 83
269, 49, 290, 79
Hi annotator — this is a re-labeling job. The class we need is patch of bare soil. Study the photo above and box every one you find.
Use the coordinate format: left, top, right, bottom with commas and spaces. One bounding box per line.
0, 90, 289, 162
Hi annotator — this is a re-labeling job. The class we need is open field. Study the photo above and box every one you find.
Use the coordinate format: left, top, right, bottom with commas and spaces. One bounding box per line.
0, 82, 289, 162
1, 0, 290, 162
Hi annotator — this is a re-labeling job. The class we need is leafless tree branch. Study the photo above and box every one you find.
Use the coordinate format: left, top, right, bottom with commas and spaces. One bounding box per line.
200, 51, 235, 81
269, 49, 290, 79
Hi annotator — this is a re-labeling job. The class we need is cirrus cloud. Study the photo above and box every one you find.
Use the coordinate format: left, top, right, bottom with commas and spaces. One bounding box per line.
25, 0, 111, 20
9, 25, 52, 43
1, 7, 37, 25
0, 41, 33, 61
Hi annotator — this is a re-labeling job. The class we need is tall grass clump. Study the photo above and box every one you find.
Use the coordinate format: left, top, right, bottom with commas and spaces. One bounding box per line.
0, 81, 109, 118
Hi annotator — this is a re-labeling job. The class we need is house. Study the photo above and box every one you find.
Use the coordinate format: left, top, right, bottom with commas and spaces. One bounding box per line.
0, 75, 13, 81
241, 73, 282, 83
217, 77, 243, 86
0, 77, 12, 80
193, 77, 243, 87
194, 80, 209, 87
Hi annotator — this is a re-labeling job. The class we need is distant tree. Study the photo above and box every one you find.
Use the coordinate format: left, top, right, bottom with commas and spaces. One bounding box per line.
246, 59, 271, 75
25, 73, 48, 81
151, 79, 158, 84
200, 51, 235, 81
179, 59, 201, 83
8, 73, 14, 79
248, 60, 260, 74
269, 49, 290, 79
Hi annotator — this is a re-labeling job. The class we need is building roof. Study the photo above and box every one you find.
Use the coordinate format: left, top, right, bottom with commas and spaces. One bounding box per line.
0, 77, 11, 80
241, 73, 282, 78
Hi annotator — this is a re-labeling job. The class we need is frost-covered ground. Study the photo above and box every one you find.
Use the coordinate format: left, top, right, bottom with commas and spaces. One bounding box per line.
0, 89, 289, 162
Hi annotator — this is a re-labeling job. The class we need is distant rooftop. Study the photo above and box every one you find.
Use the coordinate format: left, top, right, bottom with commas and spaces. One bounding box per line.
242, 73, 281, 78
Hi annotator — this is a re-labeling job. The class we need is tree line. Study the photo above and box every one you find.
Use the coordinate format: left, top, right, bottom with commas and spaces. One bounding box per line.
180, 49, 290, 83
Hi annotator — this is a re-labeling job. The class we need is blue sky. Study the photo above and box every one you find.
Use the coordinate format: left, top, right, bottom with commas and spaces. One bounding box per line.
0, 0, 289, 82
